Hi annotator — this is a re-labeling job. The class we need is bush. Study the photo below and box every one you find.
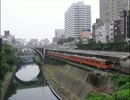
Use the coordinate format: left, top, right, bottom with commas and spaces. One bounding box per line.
86, 92, 113, 100
114, 89, 130, 100
77, 42, 129, 51
0, 41, 16, 81
111, 74, 130, 87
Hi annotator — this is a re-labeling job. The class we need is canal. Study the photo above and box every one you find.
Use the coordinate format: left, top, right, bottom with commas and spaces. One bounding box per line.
4, 63, 59, 100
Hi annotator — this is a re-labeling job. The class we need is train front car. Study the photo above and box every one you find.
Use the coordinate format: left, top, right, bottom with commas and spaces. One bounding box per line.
104, 61, 113, 69
87, 58, 113, 70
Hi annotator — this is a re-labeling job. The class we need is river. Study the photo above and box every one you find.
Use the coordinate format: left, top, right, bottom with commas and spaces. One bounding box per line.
4, 63, 59, 100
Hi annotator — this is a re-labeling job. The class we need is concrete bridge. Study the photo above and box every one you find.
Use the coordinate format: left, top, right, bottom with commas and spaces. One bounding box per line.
20, 55, 35, 59
13, 44, 53, 55
13, 44, 54, 63
15, 76, 47, 89
13, 44, 77, 55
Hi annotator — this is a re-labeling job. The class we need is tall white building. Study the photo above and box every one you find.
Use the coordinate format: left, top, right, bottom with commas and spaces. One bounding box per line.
100, 0, 129, 24
65, 1, 91, 38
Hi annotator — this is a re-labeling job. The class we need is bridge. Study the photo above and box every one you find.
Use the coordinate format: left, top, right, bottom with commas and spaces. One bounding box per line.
13, 44, 76, 63
20, 55, 35, 59
14, 69, 47, 89
13, 44, 53, 55
15, 76, 47, 89
13, 44, 77, 55
13, 44, 54, 64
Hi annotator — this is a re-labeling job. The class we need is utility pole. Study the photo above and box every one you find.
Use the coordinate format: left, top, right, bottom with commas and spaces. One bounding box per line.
125, 0, 130, 42
128, 0, 130, 43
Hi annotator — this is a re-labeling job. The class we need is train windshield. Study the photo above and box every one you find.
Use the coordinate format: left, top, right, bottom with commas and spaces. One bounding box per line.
105, 61, 113, 65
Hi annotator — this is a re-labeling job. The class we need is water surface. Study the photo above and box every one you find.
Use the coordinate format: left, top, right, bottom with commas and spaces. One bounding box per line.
5, 63, 58, 100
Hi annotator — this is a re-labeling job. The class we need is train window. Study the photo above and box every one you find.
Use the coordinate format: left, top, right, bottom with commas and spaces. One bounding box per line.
96, 62, 100, 64
106, 61, 113, 65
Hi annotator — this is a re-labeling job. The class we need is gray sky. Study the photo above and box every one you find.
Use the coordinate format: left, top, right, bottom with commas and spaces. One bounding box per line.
1, 0, 99, 42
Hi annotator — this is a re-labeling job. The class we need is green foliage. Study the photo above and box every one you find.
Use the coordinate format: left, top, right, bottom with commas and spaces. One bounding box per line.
6, 55, 16, 65
57, 38, 67, 44
34, 55, 42, 64
120, 82, 130, 90
66, 37, 75, 42
0, 40, 16, 81
86, 88, 130, 100
86, 74, 130, 100
114, 89, 130, 100
57, 37, 75, 44
3, 43, 16, 65
111, 74, 130, 87
111, 74, 130, 100
88, 39, 96, 44
4, 45, 13, 54
86, 92, 113, 100
77, 42, 129, 52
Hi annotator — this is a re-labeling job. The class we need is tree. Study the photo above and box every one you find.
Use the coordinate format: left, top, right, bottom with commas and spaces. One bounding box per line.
0, 38, 7, 81
66, 37, 75, 42
0, 40, 17, 81
57, 38, 67, 44
3, 43, 16, 65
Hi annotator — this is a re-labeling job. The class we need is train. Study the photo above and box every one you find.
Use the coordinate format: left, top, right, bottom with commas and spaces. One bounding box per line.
47, 51, 113, 70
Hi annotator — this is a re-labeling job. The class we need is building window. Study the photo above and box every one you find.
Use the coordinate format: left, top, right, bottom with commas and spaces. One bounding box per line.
115, 32, 117, 35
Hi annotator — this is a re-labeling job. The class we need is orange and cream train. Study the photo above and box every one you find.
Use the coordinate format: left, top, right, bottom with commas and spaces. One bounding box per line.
47, 51, 113, 69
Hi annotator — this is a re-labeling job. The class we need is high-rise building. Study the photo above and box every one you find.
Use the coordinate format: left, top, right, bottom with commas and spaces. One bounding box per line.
53, 29, 65, 45
55, 29, 64, 38
92, 19, 104, 42
95, 24, 109, 43
126, 3, 130, 42
65, 1, 91, 38
113, 10, 129, 42
100, 0, 129, 24
4, 30, 10, 38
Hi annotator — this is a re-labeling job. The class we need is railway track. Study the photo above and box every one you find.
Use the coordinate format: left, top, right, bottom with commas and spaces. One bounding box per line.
48, 55, 129, 76
47, 49, 130, 74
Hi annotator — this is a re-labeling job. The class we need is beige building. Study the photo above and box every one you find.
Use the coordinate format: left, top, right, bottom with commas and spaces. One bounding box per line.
100, 0, 129, 24
80, 31, 91, 41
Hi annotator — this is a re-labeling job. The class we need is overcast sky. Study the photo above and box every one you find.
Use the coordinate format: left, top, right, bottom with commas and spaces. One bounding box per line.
1, 0, 99, 42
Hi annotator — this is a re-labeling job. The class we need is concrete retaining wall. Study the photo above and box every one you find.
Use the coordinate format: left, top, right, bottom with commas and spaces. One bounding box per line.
55, 71, 90, 100
44, 64, 113, 100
